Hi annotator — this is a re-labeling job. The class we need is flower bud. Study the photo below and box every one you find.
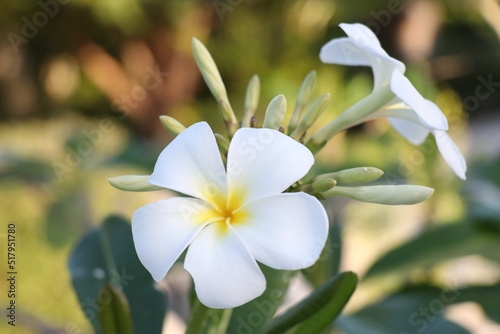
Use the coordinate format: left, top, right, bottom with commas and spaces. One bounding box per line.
291, 93, 330, 141
159, 115, 186, 136
242, 75, 260, 127
192, 38, 229, 103
108, 175, 164, 192
263, 94, 287, 130
288, 71, 316, 132
301, 178, 337, 193
321, 185, 434, 205
317, 167, 384, 184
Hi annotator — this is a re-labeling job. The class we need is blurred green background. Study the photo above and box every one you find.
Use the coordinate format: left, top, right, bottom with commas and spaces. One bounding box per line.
1, 0, 500, 333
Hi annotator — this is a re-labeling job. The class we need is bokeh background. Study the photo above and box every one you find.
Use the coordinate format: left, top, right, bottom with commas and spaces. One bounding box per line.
1, 0, 500, 333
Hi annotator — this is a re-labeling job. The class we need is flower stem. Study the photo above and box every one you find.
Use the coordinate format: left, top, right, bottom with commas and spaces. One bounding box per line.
185, 297, 211, 334
306, 85, 394, 154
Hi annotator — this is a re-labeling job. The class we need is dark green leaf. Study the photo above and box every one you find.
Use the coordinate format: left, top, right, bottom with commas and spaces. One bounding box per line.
261, 271, 357, 334
365, 222, 500, 279
68, 215, 167, 334
226, 265, 292, 334
98, 284, 134, 334
337, 286, 469, 334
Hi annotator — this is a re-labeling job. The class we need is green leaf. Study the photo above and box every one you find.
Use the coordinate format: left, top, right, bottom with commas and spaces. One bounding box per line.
365, 222, 500, 279
261, 271, 357, 334
44, 190, 89, 248
68, 216, 167, 334
226, 265, 292, 334
337, 286, 469, 334
302, 217, 342, 287
98, 284, 134, 334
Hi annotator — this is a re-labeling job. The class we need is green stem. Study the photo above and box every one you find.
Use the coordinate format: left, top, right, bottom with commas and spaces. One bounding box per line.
185, 297, 212, 334
214, 308, 233, 334
306, 85, 394, 154
100, 223, 122, 290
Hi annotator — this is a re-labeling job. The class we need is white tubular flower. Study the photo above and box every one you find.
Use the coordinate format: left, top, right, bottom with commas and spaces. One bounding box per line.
320, 23, 466, 179
132, 122, 328, 309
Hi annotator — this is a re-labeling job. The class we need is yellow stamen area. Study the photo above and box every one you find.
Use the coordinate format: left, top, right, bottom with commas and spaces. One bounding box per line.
199, 187, 249, 236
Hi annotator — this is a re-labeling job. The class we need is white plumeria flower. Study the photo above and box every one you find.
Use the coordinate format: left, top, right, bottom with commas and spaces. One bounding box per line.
320, 23, 466, 179
132, 122, 328, 309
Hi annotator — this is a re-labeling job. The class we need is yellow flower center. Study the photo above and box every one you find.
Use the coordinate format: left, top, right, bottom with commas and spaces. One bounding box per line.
200, 187, 248, 232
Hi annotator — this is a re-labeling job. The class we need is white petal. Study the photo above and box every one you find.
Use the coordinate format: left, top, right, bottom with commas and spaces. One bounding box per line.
339, 23, 405, 89
320, 38, 372, 66
184, 223, 266, 309
149, 122, 227, 204
132, 197, 211, 282
390, 71, 448, 131
233, 193, 328, 270
226, 128, 314, 205
434, 131, 467, 180
388, 118, 430, 145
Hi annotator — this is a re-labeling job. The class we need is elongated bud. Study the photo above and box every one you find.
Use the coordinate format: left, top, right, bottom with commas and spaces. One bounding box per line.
108, 175, 164, 192
215, 133, 229, 156
321, 185, 434, 205
317, 167, 384, 184
218, 99, 238, 136
291, 93, 330, 141
263, 95, 287, 130
192, 38, 229, 102
301, 178, 337, 193
192, 38, 238, 135
307, 84, 394, 153
159, 115, 186, 136
242, 75, 260, 127
288, 71, 316, 132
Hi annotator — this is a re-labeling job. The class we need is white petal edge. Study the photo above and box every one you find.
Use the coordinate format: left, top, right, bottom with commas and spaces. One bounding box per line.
184, 223, 266, 309
226, 127, 314, 205
339, 23, 405, 73
149, 122, 227, 204
388, 118, 430, 145
233, 193, 329, 270
434, 130, 467, 180
320, 38, 372, 66
132, 197, 211, 282
390, 71, 448, 131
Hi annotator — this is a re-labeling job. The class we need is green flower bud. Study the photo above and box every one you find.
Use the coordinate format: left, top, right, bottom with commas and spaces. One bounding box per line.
108, 175, 164, 192
192, 38, 229, 103
263, 95, 287, 130
242, 75, 260, 127
301, 178, 337, 193
321, 185, 434, 205
288, 71, 316, 132
192, 38, 238, 136
291, 93, 331, 141
317, 167, 384, 184
159, 115, 186, 136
